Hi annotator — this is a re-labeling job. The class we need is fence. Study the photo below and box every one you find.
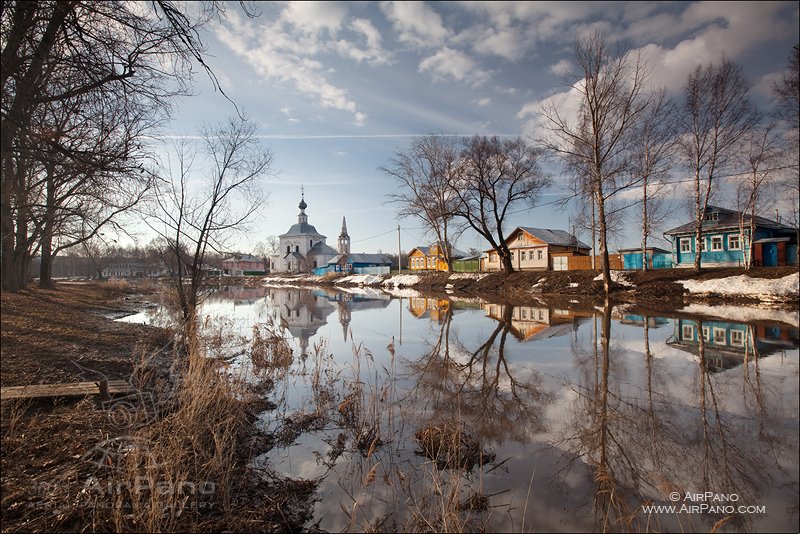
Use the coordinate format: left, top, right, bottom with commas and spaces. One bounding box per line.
567, 254, 623, 271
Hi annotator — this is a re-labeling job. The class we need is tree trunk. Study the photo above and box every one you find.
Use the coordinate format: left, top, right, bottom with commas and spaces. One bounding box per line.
641, 178, 649, 271
596, 191, 611, 294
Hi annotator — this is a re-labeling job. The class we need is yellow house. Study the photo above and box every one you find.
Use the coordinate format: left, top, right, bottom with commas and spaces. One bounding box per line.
481, 227, 590, 271
408, 243, 464, 272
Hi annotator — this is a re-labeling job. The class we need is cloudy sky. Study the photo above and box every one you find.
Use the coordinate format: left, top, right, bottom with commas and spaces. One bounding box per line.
160, 1, 799, 256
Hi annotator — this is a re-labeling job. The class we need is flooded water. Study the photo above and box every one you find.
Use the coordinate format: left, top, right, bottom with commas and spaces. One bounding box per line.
121, 285, 800, 533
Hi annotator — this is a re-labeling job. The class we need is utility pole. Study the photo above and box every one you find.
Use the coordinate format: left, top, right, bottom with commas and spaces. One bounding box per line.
397, 225, 401, 274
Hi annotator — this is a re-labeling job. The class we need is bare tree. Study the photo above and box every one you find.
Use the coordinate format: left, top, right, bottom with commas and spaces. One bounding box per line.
148, 117, 272, 333
629, 88, 678, 270
735, 126, 782, 268
383, 135, 464, 271
538, 32, 654, 292
773, 45, 799, 264
450, 136, 550, 274
1, 1, 246, 291
679, 58, 760, 272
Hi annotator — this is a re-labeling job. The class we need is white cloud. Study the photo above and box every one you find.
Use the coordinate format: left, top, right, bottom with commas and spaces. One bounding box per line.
282, 1, 348, 35
419, 47, 490, 86
548, 59, 572, 77
214, 9, 369, 125
380, 1, 449, 47
473, 97, 492, 107
333, 18, 392, 65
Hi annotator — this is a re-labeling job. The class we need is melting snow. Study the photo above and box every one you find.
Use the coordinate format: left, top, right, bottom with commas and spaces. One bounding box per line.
678, 273, 799, 302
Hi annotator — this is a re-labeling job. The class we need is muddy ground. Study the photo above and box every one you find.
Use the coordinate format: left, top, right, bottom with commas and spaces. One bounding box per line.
0, 282, 315, 533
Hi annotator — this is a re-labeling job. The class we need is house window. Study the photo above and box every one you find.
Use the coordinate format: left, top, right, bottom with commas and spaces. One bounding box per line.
287, 245, 291, 254
702, 326, 710, 342
537, 250, 543, 260
713, 327, 727, 345
698, 238, 707, 252
295, 245, 299, 252
711, 236, 723, 251
521, 308, 527, 318
730, 330, 745, 347
704, 212, 718, 221
728, 235, 741, 250
510, 251, 515, 260
679, 238, 691, 253
682, 324, 694, 340
521, 251, 526, 261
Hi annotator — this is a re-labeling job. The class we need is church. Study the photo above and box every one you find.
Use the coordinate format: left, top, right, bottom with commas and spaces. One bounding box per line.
269, 194, 349, 273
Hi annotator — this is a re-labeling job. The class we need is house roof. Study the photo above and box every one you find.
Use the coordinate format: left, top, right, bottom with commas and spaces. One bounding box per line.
516, 227, 590, 249
408, 245, 468, 259
664, 205, 794, 236
618, 247, 670, 254
222, 253, 261, 263
308, 241, 338, 256
328, 252, 392, 265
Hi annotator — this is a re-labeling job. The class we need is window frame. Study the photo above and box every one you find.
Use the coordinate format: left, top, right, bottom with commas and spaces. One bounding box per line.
710, 235, 723, 251
713, 327, 727, 345
728, 234, 741, 250
682, 324, 694, 340
679, 237, 692, 253
730, 329, 745, 347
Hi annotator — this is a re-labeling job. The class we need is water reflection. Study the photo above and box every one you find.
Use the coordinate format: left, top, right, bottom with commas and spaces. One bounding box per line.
118, 286, 799, 532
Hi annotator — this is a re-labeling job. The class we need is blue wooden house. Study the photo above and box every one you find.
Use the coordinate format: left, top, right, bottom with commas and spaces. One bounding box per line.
314, 252, 392, 276
663, 206, 797, 268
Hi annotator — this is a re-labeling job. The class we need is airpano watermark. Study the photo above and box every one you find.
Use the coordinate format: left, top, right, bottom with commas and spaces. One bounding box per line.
642, 492, 766, 515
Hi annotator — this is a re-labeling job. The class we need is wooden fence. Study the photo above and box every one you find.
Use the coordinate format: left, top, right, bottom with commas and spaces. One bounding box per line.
567, 254, 623, 271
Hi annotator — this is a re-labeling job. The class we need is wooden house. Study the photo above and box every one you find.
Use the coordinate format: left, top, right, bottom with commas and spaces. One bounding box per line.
481, 227, 590, 272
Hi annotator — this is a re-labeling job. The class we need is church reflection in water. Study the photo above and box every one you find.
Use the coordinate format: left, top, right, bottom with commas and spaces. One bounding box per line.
266, 288, 391, 356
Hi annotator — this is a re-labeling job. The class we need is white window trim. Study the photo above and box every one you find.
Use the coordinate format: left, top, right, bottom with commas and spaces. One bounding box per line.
679, 237, 692, 253
730, 330, 745, 347
682, 324, 694, 340
710, 235, 723, 251
728, 235, 741, 250
713, 327, 727, 345
702, 326, 710, 342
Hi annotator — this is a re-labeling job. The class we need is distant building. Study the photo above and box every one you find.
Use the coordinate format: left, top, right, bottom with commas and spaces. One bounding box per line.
407, 243, 466, 272
663, 206, 797, 268
221, 253, 266, 276
270, 195, 339, 273
481, 227, 590, 271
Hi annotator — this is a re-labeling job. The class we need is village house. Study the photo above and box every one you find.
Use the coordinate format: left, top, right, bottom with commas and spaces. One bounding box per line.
407, 243, 466, 272
221, 253, 266, 276
481, 227, 590, 272
663, 206, 797, 268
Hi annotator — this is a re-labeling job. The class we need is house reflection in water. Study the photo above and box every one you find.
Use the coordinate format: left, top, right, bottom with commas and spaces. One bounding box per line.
214, 286, 269, 306
482, 303, 591, 341
407, 297, 483, 323
667, 318, 799, 373
266, 288, 392, 354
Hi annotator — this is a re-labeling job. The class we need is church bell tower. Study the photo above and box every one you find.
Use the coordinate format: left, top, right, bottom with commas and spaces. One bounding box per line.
338, 216, 350, 254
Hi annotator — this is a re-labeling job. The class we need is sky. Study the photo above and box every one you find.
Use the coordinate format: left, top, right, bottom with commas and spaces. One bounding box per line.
149, 1, 799, 257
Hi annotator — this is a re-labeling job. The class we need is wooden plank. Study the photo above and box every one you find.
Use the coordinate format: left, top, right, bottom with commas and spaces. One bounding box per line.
1, 380, 135, 401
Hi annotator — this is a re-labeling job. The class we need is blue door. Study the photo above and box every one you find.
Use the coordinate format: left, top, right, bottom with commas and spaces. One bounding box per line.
763, 243, 778, 266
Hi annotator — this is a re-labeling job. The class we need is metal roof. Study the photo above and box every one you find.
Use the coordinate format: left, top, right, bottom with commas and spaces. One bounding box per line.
664, 206, 794, 236
517, 227, 591, 249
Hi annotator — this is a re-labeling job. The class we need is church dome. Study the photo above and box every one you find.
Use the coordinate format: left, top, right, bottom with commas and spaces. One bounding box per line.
298, 197, 307, 210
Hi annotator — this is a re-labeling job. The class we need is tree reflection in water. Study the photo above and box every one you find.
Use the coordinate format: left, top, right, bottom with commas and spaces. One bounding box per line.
406, 302, 552, 446
559, 301, 796, 533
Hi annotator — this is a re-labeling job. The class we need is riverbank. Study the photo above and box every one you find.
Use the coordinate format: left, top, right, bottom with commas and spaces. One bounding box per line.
258, 266, 799, 309
0, 282, 314, 532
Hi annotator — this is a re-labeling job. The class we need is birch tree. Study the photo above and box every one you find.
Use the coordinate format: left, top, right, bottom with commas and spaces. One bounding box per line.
538, 32, 654, 293
679, 58, 760, 272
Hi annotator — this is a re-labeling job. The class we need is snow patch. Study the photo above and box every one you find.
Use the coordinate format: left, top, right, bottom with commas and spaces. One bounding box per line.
449, 273, 488, 280
334, 274, 384, 286
382, 274, 421, 287
569, 283, 579, 288
593, 271, 633, 287
678, 273, 799, 301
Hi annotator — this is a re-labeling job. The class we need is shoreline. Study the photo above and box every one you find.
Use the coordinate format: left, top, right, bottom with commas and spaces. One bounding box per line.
244, 266, 800, 311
